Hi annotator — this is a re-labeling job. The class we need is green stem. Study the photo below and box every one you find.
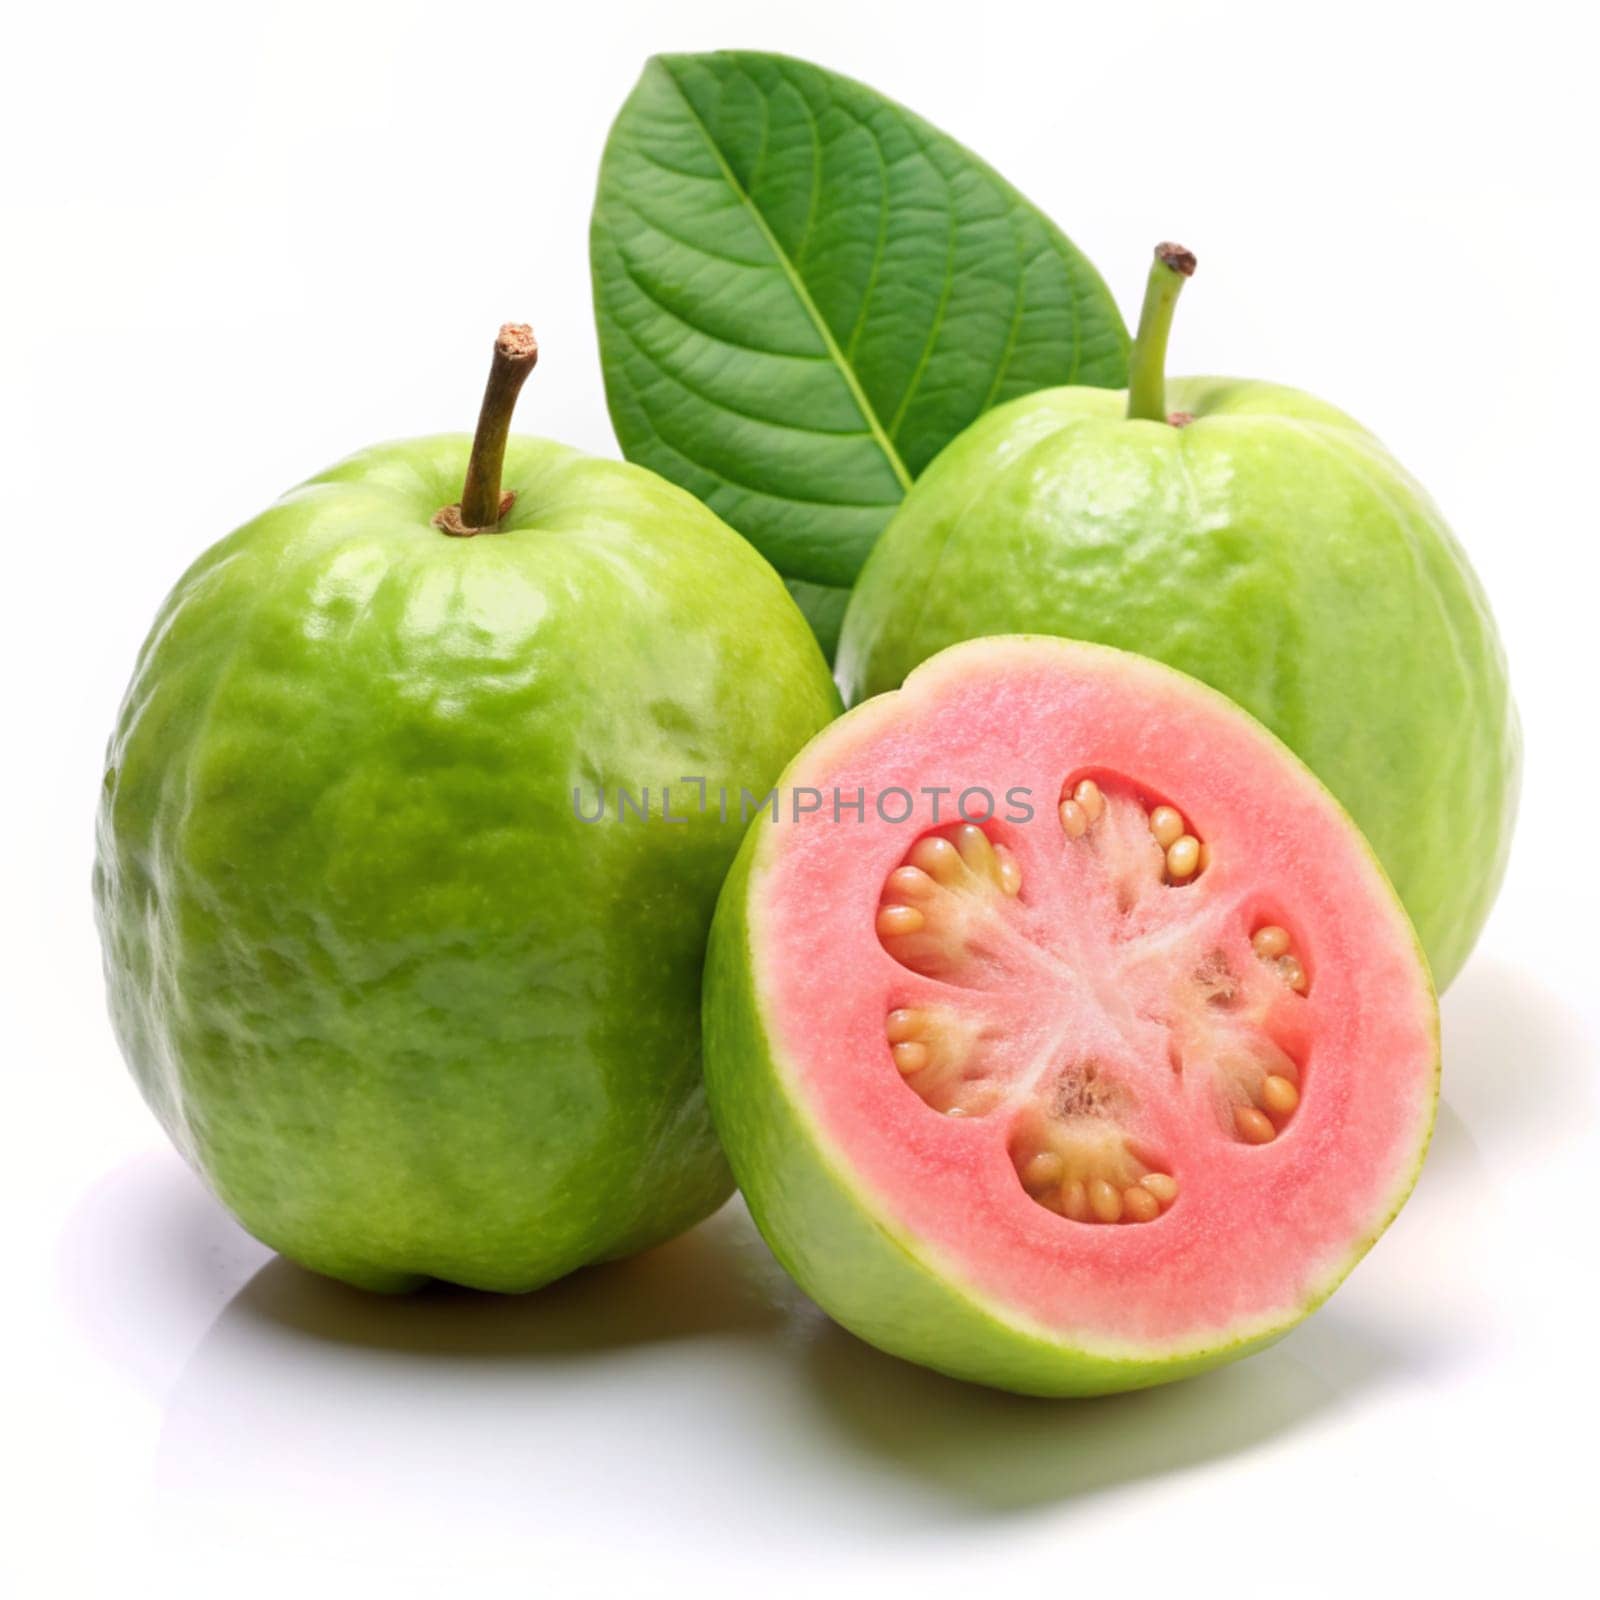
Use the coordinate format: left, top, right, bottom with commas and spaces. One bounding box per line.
1126, 243, 1196, 423
436, 323, 539, 536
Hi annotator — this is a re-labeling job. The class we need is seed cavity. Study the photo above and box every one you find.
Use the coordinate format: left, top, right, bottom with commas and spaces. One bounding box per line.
1146, 801, 1207, 887
877, 824, 1026, 982
1010, 1111, 1179, 1226
1060, 778, 1210, 893
882, 1005, 1003, 1117
1219, 1039, 1305, 1144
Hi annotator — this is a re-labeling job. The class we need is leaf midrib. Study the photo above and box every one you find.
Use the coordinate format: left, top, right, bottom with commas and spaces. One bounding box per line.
660, 62, 915, 495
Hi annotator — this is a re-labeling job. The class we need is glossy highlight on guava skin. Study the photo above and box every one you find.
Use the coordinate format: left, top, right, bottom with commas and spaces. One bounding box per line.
94, 326, 840, 1293
838, 245, 1519, 989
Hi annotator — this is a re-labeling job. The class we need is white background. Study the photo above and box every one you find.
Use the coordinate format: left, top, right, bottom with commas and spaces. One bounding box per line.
3, 1, 1595, 1593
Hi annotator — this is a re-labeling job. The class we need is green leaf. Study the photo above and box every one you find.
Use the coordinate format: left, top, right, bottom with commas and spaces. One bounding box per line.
591, 51, 1129, 651
783, 575, 852, 663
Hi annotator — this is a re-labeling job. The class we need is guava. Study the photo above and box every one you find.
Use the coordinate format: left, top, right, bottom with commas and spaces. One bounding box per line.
837, 244, 1518, 989
704, 635, 1438, 1396
94, 326, 839, 1293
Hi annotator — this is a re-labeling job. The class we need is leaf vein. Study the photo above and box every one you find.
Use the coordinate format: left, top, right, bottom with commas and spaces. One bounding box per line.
659, 63, 914, 494
884, 134, 965, 442
600, 283, 896, 440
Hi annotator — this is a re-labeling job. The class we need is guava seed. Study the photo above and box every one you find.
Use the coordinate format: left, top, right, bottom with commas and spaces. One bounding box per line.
909, 835, 963, 884
887, 865, 935, 900
885, 1008, 924, 1043
876, 904, 925, 938
1058, 799, 1089, 838
892, 1041, 930, 1074
1235, 1106, 1277, 1144
951, 823, 997, 875
1089, 1178, 1123, 1223
993, 843, 1023, 896
1020, 1151, 1065, 1192
1260, 1074, 1300, 1115
1150, 805, 1184, 848
1166, 835, 1202, 881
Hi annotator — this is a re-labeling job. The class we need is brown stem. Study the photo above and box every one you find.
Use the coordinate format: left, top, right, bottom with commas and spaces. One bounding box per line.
435, 323, 539, 536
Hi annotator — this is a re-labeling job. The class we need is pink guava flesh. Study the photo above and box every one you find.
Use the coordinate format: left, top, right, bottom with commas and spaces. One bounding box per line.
751, 639, 1438, 1355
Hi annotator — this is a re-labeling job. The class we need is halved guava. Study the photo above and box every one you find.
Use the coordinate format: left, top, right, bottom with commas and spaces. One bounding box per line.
704, 636, 1438, 1395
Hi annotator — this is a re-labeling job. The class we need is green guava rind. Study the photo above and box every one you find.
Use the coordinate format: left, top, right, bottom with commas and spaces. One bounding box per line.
703, 636, 1439, 1396
95, 435, 840, 1292
836, 379, 1520, 989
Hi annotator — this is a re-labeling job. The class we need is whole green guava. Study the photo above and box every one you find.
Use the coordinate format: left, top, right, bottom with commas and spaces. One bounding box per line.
837, 247, 1518, 987
94, 331, 839, 1292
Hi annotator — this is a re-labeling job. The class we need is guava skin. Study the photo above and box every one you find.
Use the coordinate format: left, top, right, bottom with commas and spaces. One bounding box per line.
837, 379, 1519, 989
94, 435, 839, 1292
